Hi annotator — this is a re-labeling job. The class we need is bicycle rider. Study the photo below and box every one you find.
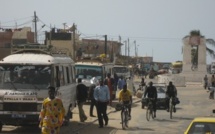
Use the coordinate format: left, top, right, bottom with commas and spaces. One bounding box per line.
166, 81, 177, 112
144, 81, 157, 118
118, 84, 132, 119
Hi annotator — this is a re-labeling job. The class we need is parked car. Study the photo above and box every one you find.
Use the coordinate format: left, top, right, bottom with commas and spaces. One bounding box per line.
141, 83, 167, 109
184, 116, 215, 134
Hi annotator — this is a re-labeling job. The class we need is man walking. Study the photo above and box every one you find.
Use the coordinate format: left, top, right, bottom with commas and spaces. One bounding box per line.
204, 75, 208, 89
118, 76, 126, 90
94, 79, 110, 128
210, 75, 215, 99
76, 78, 88, 122
104, 73, 114, 106
89, 84, 96, 117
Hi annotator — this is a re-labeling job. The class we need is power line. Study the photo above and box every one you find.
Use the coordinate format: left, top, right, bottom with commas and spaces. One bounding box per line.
0, 16, 32, 24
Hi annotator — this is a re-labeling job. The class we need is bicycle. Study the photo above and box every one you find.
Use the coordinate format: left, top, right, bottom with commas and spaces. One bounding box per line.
169, 97, 176, 119
121, 103, 130, 129
146, 98, 155, 121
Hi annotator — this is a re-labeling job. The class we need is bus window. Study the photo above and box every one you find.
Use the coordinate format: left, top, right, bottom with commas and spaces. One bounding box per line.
55, 66, 60, 87
71, 66, 75, 83
63, 66, 68, 84
59, 66, 65, 86
66, 66, 70, 83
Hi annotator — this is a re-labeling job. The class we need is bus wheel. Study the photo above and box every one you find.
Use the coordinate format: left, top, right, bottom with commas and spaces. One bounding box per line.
0, 122, 3, 132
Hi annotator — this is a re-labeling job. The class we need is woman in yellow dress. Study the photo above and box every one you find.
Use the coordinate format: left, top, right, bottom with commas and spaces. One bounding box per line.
39, 86, 65, 134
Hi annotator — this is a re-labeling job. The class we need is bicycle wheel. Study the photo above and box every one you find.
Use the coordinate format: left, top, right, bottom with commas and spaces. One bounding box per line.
151, 109, 154, 119
146, 106, 151, 121
125, 110, 129, 128
170, 99, 173, 119
121, 111, 126, 129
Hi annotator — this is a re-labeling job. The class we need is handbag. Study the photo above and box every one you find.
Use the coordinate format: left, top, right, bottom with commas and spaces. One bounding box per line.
136, 90, 144, 98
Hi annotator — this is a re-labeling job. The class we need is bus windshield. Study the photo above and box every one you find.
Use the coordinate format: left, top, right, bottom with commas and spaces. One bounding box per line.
113, 67, 128, 73
75, 65, 102, 80
0, 65, 51, 90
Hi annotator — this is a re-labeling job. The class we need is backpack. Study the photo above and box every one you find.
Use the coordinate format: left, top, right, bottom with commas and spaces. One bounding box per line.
173, 97, 180, 105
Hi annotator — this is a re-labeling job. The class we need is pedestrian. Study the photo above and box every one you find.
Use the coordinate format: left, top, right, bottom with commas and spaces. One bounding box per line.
210, 75, 215, 99
39, 86, 65, 134
104, 73, 114, 106
126, 77, 135, 96
118, 76, 126, 90
76, 78, 88, 122
94, 79, 110, 128
89, 77, 99, 117
203, 74, 208, 89
113, 73, 119, 100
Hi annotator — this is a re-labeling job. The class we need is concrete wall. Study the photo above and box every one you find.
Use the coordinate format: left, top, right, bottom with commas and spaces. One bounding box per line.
157, 74, 186, 87
50, 40, 73, 58
0, 48, 11, 60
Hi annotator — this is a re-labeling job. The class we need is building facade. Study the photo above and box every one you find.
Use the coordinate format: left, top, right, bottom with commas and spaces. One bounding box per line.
0, 27, 34, 60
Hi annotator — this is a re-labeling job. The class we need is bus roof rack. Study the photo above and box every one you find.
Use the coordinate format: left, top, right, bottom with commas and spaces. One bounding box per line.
76, 56, 111, 63
11, 44, 49, 54
11, 44, 69, 56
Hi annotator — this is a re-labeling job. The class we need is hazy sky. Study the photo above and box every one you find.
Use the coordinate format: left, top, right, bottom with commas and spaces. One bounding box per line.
1, 0, 215, 63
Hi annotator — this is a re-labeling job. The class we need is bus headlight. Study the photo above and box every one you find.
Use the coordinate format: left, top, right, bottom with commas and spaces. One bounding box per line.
0, 103, 3, 110
37, 104, 42, 112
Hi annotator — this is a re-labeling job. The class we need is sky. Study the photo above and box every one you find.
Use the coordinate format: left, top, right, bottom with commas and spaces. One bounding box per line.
1, 0, 215, 64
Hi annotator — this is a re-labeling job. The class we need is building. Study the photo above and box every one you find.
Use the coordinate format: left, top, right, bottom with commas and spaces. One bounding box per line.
80, 39, 122, 58
45, 28, 76, 58
0, 27, 34, 60
45, 28, 122, 61
0, 25, 122, 62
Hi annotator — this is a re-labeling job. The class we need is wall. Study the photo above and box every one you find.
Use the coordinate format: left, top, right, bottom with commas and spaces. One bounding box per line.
157, 74, 186, 87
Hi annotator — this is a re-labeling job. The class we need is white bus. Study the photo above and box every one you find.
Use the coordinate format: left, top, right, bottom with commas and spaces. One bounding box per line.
113, 65, 130, 78
211, 62, 215, 74
75, 59, 114, 86
0, 47, 76, 131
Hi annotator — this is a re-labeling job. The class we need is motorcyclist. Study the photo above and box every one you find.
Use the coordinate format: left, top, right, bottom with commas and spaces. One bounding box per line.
144, 81, 157, 118
166, 81, 177, 112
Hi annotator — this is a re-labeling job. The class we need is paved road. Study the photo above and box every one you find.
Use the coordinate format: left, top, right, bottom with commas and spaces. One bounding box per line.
2, 77, 215, 134
66, 85, 215, 134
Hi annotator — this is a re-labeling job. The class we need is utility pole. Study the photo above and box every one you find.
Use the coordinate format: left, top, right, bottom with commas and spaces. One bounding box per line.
49, 24, 52, 46
72, 23, 76, 60
119, 35, 121, 55
124, 41, 127, 56
104, 35, 107, 56
63, 23, 66, 31
134, 40, 137, 57
128, 38, 130, 57
33, 11, 38, 43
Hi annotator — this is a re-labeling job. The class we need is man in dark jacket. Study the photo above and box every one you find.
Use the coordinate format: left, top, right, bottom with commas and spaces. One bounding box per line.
76, 78, 88, 122
166, 81, 177, 112
144, 81, 157, 118
89, 84, 96, 117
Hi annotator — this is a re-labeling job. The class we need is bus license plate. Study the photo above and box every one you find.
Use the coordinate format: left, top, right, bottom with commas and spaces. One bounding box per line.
11, 114, 26, 118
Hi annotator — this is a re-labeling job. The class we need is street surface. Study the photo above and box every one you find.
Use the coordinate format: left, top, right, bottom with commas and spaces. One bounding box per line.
1, 77, 215, 134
